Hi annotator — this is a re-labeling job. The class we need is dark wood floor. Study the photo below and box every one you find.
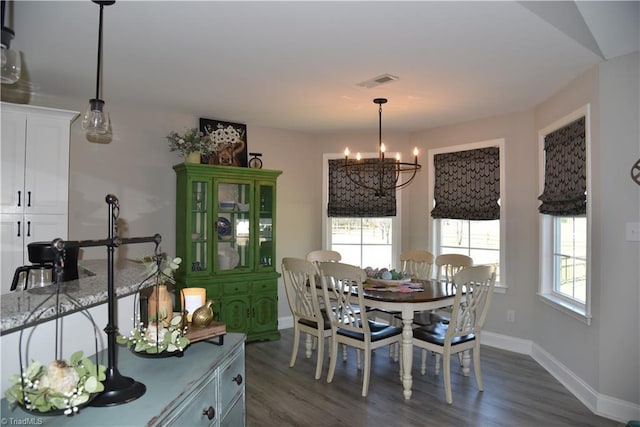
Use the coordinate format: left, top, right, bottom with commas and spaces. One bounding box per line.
245, 328, 622, 427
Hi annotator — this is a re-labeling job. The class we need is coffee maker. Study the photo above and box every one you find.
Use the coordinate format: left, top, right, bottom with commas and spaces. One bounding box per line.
10, 241, 79, 291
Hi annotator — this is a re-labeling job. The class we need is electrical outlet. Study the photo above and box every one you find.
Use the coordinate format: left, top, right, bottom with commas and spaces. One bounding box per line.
626, 222, 640, 241
507, 309, 515, 323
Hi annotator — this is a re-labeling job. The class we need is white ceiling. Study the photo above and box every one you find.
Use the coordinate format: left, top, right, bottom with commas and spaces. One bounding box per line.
5, 1, 639, 133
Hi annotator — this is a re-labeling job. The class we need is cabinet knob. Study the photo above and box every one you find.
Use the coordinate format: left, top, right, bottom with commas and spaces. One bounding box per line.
233, 374, 243, 385
202, 406, 216, 420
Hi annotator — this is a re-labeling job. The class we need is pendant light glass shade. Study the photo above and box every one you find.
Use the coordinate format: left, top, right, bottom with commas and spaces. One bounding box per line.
82, 99, 110, 136
1, 1, 21, 84
0, 43, 20, 84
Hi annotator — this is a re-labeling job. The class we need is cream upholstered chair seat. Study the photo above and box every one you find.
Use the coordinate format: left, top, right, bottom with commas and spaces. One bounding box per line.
282, 257, 332, 380
318, 261, 402, 397
412, 264, 496, 404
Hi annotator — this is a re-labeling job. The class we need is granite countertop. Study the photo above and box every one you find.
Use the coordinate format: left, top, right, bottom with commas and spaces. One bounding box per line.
0, 259, 150, 335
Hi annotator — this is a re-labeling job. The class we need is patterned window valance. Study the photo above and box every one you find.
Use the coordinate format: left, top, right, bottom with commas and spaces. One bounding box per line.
327, 158, 396, 217
431, 147, 500, 220
538, 117, 586, 216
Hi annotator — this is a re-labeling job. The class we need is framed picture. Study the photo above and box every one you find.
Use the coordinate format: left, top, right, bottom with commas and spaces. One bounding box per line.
199, 118, 248, 167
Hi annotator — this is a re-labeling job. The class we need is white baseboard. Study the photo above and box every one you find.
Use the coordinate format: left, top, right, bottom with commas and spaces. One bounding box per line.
276, 321, 639, 423
481, 331, 639, 423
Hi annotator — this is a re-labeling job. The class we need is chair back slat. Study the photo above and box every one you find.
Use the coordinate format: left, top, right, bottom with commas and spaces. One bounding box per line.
400, 249, 434, 280
447, 265, 496, 342
436, 253, 473, 284
282, 257, 323, 324
306, 250, 342, 263
318, 261, 369, 337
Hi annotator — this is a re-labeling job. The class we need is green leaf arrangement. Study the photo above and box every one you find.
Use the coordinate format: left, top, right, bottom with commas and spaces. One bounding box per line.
116, 315, 190, 355
5, 351, 106, 415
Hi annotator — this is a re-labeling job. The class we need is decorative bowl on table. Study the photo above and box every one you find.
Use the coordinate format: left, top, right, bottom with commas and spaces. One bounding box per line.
364, 267, 411, 287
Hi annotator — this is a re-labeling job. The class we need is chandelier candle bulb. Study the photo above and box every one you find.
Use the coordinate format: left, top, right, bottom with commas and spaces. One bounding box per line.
414, 147, 419, 163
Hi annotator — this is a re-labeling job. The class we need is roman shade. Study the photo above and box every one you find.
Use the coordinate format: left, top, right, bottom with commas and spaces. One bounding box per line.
430, 147, 500, 220
538, 117, 586, 216
327, 158, 396, 217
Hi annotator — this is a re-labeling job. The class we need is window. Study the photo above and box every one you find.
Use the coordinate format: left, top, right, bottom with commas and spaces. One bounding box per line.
323, 154, 401, 269
538, 105, 591, 324
429, 140, 505, 287
331, 217, 394, 268
554, 217, 587, 302
439, 218, 500, 269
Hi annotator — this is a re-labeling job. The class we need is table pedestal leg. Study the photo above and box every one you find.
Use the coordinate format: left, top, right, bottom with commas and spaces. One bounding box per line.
401, 309, 414, 400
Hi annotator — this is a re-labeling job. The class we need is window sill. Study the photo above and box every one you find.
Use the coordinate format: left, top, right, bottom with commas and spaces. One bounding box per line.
538, 292, 591, 325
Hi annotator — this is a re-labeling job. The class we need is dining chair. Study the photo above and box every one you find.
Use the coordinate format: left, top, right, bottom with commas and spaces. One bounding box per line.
282, 257, 331, 380
400, 249, 435, 280
305, 249, 342, 264
305, 249, 352, 359
318, 261, 402, 397
412, 264, 496, 404
412, 253, 473, 327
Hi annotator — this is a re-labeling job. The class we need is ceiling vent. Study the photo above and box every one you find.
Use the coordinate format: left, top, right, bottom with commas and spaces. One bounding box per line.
357, 74, 399, 89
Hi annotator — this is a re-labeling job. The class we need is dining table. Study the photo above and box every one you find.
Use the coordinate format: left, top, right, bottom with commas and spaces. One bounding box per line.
362, 279, 459, 400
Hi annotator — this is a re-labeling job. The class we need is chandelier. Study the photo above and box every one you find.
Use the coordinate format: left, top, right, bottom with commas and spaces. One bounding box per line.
343, 98, 421, 197
82, 0, 115, 141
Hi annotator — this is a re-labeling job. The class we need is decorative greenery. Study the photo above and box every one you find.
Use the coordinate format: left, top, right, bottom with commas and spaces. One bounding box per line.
116, 315, 190, 354
139, 254, 182, 287
5, 351, 106, 415
166, 127, 210, 156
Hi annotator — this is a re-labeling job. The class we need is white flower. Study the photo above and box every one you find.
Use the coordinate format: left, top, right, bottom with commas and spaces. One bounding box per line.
45, 360, 80, 395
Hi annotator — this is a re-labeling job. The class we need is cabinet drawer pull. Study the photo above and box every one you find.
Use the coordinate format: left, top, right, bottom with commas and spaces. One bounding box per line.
17, 221, 21, 237
27, 191, 31, 207
202, 406, 216, 420
26, 221, 31, 237
17, 190, 21, 207
233, 374, 243, 385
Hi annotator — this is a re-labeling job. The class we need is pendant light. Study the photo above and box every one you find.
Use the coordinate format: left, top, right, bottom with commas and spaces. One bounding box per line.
1, 0, 21, 84
343, 98, 421, 197
82, 0, 115, 139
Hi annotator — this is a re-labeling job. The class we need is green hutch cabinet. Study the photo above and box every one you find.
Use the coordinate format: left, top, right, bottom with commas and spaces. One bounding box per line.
173, 163, 282, 341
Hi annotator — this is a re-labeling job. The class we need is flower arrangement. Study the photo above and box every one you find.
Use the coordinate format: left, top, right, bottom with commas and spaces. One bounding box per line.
5, 351, 106, 415
166, 127, 210, 156
206, 123, 244, 152
116, 314, 190, 355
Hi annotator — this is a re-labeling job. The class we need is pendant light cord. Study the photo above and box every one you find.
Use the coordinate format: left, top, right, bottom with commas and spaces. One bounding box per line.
95, 3, 104, 100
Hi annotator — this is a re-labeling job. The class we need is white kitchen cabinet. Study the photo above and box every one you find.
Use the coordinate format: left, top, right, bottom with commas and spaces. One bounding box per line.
0, 102, 78, 293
